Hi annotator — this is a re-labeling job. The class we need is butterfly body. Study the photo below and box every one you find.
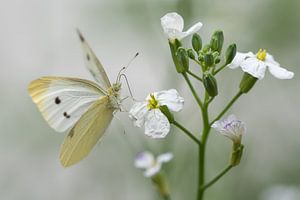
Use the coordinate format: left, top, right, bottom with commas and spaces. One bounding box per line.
28, 31, 123, 167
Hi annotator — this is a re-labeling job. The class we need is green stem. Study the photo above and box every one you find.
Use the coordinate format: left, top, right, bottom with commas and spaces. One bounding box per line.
210, 91, 243, 126
201, 165, 233, 190
197, 101, 210, 200
213, 63, 227, 75
173, 120, 201, 145
187, 70, 203, 82
182, 73, 203, 110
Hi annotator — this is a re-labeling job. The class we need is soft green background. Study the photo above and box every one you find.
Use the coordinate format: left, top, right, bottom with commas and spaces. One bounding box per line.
0, 0, 299, 199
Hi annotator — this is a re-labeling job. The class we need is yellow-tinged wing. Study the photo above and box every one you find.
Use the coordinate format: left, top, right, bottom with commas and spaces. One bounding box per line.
77, 30, 112, 91
28, 77, 105, 132
59, 96, 114, 167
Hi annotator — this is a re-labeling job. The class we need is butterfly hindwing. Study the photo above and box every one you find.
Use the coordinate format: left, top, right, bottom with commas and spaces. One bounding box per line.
59, 96, 114, 167
77, 30, 112, 91
28, 77, 104, 132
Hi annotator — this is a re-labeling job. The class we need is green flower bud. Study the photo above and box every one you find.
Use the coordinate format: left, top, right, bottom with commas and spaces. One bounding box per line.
239, 72, 258, 93
192, 33, 202, 52
230, 144, 244, 166
204, 53, 214, 68
176, 48, 189, 72
215, 57, 221, 64
203, 72, 218, 97
202, 44, 211, 53
168, 39, 183, 73
210, 30, 224, 53
159, 105, 174, 123
187, 49, 195, 60
225, 43, 237, 65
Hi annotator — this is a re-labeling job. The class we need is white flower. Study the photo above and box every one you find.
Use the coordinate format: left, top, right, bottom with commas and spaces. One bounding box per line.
129, 89, 184, 138
161, 12, 203, 41
212, 115, 245, 144
134, 151, 173, 177
228, 49, 294, 80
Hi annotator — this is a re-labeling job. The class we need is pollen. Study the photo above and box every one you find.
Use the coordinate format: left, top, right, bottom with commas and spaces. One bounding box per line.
147, 94, 159, 110
256, 49, 267, 61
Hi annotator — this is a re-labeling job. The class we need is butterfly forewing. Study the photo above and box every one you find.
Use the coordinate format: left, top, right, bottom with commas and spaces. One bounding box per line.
59, 96, 114, 167
77, 31, 112, 91
28, 77, 105, 132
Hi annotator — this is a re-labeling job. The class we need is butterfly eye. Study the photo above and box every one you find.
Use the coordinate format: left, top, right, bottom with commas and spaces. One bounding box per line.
55, 97, 61, 104
63, 112, 71, 119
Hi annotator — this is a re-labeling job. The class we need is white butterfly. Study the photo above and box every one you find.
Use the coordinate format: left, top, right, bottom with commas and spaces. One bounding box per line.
28, 31, 126, 167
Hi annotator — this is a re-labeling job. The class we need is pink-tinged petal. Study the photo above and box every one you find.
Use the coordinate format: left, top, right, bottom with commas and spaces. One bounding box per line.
157, 153, 173, 164
134, 151, 155, 169
144, 110, 170, 139
144, 163, 161, 177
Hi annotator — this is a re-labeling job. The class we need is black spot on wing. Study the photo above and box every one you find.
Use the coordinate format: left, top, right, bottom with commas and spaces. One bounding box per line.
55, 97, 61, 104
76, 29, 85, 42
63, 112, 71, 119
86, 54, 90, 61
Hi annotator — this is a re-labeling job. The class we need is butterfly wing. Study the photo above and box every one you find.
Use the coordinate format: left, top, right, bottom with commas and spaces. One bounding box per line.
59, 96, 114, 167
77, 30, 112, 91
28, 77, 104, 132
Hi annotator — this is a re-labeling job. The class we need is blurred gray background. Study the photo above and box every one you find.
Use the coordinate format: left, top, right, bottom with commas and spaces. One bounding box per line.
0, 0, 299, 199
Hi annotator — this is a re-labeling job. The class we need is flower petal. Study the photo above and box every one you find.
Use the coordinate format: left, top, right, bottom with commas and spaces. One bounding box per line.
129, 102, 148, 127
212, 115, 245, 144
227, 52, 254, 69
184, 22, 203, 37
144, 110, 170, 139
240, 58, 267, 79
144, 163, 161, 177
161, 12, 184, 39
134, 151, 155, 169
154, 89, 184, 112
267, 62, 294, 79
157, 153, 173, 164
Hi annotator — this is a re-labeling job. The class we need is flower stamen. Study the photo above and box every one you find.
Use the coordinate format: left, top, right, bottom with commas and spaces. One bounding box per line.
256, 49, 267, 61
147, 94, 159, 110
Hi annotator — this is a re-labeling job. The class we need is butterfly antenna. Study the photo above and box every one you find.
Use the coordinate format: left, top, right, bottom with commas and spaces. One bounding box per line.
119, 74, 134, 99
117, 52, 139, 83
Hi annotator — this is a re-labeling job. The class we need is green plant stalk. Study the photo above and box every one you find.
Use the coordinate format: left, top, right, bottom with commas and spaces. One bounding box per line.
182, 73, 203, 110
210, 91, 243, 126
201, 165, 233, 190
173, 120, 201, 145
187, 70, 203, 82
213, 63, 227, 75
197, 97, 210, 200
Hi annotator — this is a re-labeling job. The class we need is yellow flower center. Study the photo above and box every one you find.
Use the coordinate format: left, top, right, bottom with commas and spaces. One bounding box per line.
147, 94, 159, 110
256, 49, 267, 61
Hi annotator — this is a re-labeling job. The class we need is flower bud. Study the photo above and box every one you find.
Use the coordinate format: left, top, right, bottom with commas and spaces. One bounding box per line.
203, 72, 218, 97
204, 53, 214, 68
159, 105, 174, 123
187, 49, 195, 60
176, 48, 189, 73
151, 173, 170, 199
215, 57, 221, 64
239, 72, 258, 93
210, 30, 224, 53
225, 43, 237, 65
230, 144, 244, 166
202, 44, 211, 53
168, 39, 183, 73
192, 33, 202, 52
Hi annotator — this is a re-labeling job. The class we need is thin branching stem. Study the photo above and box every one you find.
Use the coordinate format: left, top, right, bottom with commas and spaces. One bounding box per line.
201, 165, 233, 190
173, 120, 201, 145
